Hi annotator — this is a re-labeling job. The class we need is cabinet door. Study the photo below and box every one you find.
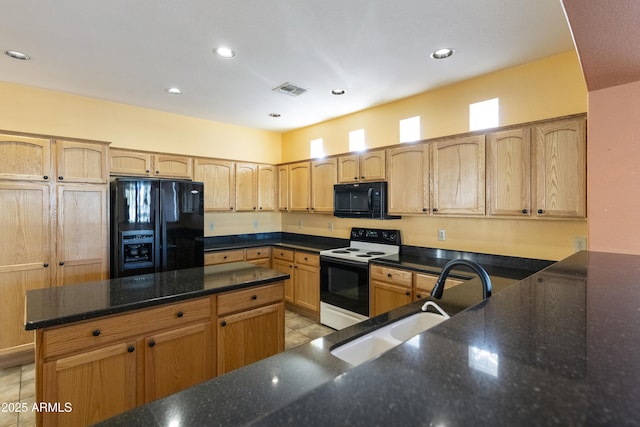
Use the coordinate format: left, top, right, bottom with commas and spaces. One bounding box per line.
0, 183, 51, 352
194, 159, 235, 212
487, 128, 531, 216
432, 135, 486, 215
386, 145, 429, 214
109, 149, 152, 176
311, 158, 337, 213
56, 140, 108, 184
217, 302, 284, 375
0, 134, 52, 181
414, 273, 463, 300
534, 118, 586, 218
277, 165, 289, 211
337, 154, 359, 183
145, 322, 213, 402
153, 154, 193, 179
359, 150, 386, 181
272, 258, 294, 304
56, 184, 109, 286
370, 280, 412, 317
294, 262, 320, 313
42, 341, 137, 427
257, 164, 276, 211
235, 162, 258, 212
288, 162, 311, 211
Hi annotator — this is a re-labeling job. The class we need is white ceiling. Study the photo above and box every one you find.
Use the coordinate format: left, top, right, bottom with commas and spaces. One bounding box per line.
1, 0, 575, 133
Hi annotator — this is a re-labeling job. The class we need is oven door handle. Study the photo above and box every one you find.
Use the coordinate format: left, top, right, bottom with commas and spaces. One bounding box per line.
321, 256, 370, 269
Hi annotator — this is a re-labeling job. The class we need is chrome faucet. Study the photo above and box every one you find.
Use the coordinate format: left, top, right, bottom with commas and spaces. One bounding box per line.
430, 259, 492, 300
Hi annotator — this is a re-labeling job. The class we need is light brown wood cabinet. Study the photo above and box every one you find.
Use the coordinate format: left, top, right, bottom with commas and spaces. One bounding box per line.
311, 158, 337, 213
257, 164, 276, 212
109, 149, 192, 179
337, 149, 386, 183
205, 247, 271, 268
272, 249, 295, 303
386, 144, 430, 214
486, 128, 532, 216
370, 264, 464, 316
431, 135, 486, 215
289, 162, 311, 212
234, 163, 276, 212
534, 117, 586, 218
0, 134, 52, 181
194, 158, 235, 212
152, 154, 193, 179
277, 165, 290, 212
293, 252, 320, 313
216, 283, 284, 375
56, 140, 108, 184
37, 297, 214, 427
245, 247, 272, 268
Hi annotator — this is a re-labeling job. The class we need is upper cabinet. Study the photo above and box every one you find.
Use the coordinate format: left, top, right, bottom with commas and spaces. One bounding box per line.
431, 135, 486, 216
386, 144, 429, 214
534, 117, 586, 218
56, 140, 109, 184
486, 128, 532, 217
311, 158, 337, 213
277, 165, 290, 212
109, 149, 192, 179
0, 134, 52, 181
235, 163, 258, 212
288, 162, 311, 212
194, 158, 235, 212
337, 149, 386, 183
257, 164, 276, 212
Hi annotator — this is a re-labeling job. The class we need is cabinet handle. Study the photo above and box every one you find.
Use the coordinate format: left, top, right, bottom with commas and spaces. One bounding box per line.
405, 291, 411, 296
176, 311, 184, 318
221, 320, 227, 327
259, 207, 262, 210
251, 295, 257, 300
43, 175, 48, 180
146, 170, 150, 173
432, 208, 438, 212
522, 209, 528, 214
354, 176, 358, 180
253, 207, 256, 210
416, 293, 422, 298
127, 345, 135, 353
59, 261, 64, 266
148, 340, 156, 347
92, 329, 101, 337
361, 176, 365, 179
230, 207, 234, 210
155, 170, 160, 174
387, 273, 392, 278
537, 209, 545, 214
223, 256, 227, 259
43, 263, 49, 268
422, 208, 427, 212
304, 257, 308, 261
289, 265, 293, 268
58, 176, 64, 180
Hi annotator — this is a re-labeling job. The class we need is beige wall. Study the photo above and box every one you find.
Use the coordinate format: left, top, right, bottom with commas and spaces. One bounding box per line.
588, 80, 640, 255
0, 81, 282, 164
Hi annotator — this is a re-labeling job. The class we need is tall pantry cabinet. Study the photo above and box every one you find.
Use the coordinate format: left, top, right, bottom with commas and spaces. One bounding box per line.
0, 132, 109, 362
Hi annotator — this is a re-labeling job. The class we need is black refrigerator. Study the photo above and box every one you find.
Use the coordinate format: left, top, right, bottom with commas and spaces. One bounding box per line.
110, 178, 204, 278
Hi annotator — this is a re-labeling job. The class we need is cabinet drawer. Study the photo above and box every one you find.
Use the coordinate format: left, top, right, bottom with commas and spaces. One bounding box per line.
272, 248, 294, 262
294, 252, 319, 267
205, 250, 245, 265
42, 298, 212, 359
217, 283, 284, 316
415, 272, 464, 292
246, 246, 271, 260
370, 265, 412, 287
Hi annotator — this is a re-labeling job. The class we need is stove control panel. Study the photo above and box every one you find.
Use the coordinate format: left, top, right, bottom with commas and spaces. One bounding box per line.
350, 227, 401, 245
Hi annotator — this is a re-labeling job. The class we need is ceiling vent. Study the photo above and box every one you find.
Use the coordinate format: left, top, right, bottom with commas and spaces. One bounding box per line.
272, 82, 308, 97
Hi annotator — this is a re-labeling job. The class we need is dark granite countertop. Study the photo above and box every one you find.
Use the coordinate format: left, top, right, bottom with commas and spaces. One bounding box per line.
98, 251, 640, 426
25, 262, 289, 330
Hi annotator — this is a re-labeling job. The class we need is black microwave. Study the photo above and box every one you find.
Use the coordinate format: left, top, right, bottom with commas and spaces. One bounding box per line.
333, 182, 400, 219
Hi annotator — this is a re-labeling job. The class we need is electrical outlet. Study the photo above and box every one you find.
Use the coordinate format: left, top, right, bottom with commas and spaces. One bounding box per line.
438, 229, 446, 241
574, 236, 587, 252
253, 220, 259, 229
208, 223, 214, 231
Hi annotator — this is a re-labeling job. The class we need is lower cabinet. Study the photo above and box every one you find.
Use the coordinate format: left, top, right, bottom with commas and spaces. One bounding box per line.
272, 250, 319, 315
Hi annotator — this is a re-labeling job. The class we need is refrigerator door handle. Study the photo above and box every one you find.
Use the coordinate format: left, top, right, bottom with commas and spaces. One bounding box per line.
159, 186, 168, 271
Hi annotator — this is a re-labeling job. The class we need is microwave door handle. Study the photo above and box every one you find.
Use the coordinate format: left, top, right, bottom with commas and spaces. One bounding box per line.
367, 188, 373, 210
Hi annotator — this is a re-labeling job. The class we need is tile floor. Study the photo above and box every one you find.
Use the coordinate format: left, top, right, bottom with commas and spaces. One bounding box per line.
0, 310, 333, 427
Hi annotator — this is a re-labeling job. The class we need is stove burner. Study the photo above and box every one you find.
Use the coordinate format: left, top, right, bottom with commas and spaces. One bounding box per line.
356, 254, 372, 258
345, 248, 360, 252
367, 251, 386, 256
332, 250, 350, 254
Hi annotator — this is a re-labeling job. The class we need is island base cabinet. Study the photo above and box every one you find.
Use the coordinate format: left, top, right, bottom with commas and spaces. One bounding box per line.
40, 341, 137, 427
217, 303, 284, 375
144, 322, 213, 402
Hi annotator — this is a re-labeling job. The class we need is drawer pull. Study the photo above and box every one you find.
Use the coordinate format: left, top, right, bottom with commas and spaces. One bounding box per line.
387, 273, 392, 278
223, 256, 228, 259
176, 311, 184, 318
43, 175, 49, 180
127, 345, 135, 353
58, 176, 64, 180
148, 340, 156, 347
405, 291, 411, 296
43, 263, 49, 267
92, 329, 101, 337
251, 295, 257, 300
220, 320, 227, 327
416, 293, 422, 298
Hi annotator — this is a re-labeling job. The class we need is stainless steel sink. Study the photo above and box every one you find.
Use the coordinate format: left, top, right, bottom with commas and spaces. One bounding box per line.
330, 302, 449, 366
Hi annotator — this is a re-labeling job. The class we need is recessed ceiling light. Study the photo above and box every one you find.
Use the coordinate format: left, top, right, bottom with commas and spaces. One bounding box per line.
269, 113, 281, 118
331, 89, 346, 95
431, 48, 454, 59
4, 50, 31, 60
213, 47, 236, 58
166, 87, 182, 95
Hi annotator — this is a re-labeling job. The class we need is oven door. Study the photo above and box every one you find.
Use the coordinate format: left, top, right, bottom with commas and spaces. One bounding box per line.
320, 256, 369, 317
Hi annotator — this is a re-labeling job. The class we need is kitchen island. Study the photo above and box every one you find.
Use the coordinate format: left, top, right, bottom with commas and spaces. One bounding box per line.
95, 250, 640, 426
25, 262, 290, 427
